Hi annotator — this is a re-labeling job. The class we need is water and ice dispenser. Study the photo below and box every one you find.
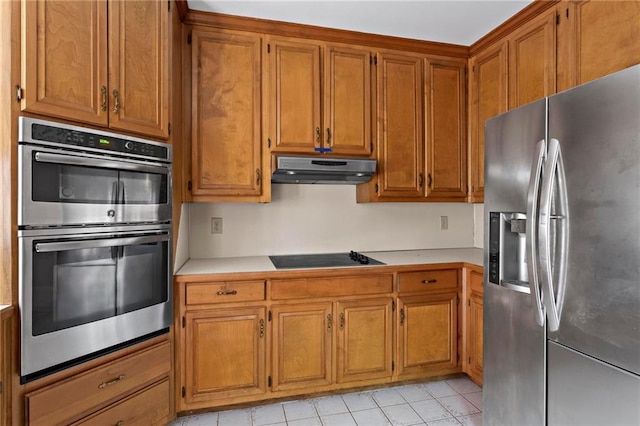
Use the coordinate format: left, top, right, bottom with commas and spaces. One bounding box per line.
488, 212, 531, 293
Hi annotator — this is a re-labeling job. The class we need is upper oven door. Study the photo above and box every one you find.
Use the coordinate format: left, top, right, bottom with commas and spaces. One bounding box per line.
19, 144, 172, 227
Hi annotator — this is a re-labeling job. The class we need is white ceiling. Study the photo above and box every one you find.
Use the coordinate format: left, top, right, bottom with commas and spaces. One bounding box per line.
186, 1, 532, 46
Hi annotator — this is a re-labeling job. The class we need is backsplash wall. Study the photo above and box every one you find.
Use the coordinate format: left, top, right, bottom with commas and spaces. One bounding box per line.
187, 185, 475, 258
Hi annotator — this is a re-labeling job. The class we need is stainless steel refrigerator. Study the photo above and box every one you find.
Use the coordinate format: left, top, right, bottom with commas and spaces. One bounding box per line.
483, 64, 640, 426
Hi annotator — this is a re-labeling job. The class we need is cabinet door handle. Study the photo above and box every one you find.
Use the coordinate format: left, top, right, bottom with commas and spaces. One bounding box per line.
115, 421, 124, 426
399, 308, 405, 326
98, 374, 125, 389
100, 86, 107, 112
259, 318, 265, 338
315, 127, 321, 146
427, 173, 433, 188
418, 173, 424, 188
327, 314, 333, 332
421, 279, 437, 284
216, 290, 237, 296
326, 128, 332, 146
339, 312, 345, 331
112, 89, 120, 114
256, 168, 261, 186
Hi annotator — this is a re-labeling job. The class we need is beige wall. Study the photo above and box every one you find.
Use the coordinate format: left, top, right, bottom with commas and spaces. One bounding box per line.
473, 203, 484, 249
185, 185, 476, 258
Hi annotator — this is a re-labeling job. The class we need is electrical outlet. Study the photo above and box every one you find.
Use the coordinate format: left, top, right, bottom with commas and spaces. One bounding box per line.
440, 215, 448, 230
211, 217, 223, 234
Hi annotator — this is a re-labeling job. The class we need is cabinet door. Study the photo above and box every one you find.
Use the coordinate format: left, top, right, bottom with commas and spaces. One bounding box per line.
268, 38, 322, 153
21, 0, 108, 126
397, 293, 458, 378
468, 41, 508, 203
108, 0, 169, 138
376, 51, 424, 198
557, 0, 640, 91
191, 29, 262, 198
184, 307, 267, 406
425, 58, 467, 201
468, 290, 484, 385
324, 45, 373, 156
272, 303, 332, 391
508, 9, 556, 109
336, 298, 393, 384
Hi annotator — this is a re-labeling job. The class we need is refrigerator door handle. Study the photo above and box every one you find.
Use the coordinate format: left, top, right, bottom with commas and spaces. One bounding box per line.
539, 138, 569, 332
526, 139, 547, 326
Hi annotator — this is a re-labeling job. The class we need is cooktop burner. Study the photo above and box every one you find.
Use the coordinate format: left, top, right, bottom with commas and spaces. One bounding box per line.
269, 251, 385, 269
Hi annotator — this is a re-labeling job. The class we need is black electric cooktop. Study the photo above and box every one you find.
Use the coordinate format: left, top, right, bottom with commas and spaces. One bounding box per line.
269, 251, 385, 269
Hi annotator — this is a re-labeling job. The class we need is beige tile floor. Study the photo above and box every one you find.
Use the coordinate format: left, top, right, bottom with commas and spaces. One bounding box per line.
169, 377, 482, 426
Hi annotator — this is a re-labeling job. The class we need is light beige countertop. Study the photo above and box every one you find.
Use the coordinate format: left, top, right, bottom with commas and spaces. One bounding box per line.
175, 248, 483, 276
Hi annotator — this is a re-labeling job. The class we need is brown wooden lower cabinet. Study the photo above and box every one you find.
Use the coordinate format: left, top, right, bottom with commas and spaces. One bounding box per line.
176, 265, 480, 413
25, 341, 171, 426
397, 292, 459, 378
0, 307, 13, 426
184, 307, 267, 405
271, 302, 333, 392
336, 298, 394, 384
72, 379, 171, 426
465, 268, 484, 385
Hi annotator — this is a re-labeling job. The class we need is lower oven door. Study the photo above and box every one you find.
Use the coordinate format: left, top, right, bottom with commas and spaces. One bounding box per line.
19, 225, 172, 380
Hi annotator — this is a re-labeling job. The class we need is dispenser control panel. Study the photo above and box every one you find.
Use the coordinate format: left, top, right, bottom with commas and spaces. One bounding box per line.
489, 212, 501, 285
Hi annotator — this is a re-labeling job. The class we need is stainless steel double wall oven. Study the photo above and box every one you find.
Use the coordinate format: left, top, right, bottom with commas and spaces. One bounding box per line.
18, 117, 173, 382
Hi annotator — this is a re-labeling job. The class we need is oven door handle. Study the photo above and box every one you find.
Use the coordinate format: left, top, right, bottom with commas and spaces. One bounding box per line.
35, 234, 169, 253
34, 152, 170, 175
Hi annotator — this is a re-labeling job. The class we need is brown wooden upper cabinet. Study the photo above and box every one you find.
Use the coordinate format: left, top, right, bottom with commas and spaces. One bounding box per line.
372, 51, 425, 199
468, 42, 508, 204
508, 9, 557, 110
189, 28, 264, 201
425, 58, 467, 202
21, 0, 169, 139
267, 37, 373, 157
468, 1, 639, 203
358, 52, 466, 202
557, 0, 640, 91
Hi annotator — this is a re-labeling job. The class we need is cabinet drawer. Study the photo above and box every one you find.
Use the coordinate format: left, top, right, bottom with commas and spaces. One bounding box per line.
470, 270, 483, 294
26, 341, 170, 426
74, 379, 170, 425
271, 275, 393, 300
398, 270, 459, 294
185, 280, 266, 305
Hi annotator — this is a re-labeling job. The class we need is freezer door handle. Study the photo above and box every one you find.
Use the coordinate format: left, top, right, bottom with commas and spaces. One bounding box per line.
526, 139, 546, 327
539, 138, 569, 332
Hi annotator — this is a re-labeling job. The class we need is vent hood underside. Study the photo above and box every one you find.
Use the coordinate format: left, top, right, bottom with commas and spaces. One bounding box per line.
271, 156, 376, 184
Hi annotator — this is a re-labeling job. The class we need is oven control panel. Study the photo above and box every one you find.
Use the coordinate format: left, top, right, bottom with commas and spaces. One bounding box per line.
25, 120, 169, 161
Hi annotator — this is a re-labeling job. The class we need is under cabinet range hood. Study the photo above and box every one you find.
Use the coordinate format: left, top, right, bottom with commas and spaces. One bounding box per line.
271, 155, 376, 184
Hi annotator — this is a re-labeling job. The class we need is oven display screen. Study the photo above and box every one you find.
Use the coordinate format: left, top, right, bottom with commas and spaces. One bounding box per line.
99, 138, 110, 146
